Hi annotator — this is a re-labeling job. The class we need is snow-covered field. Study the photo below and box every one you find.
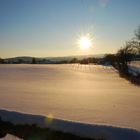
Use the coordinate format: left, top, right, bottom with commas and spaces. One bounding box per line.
0, 64, 140, 132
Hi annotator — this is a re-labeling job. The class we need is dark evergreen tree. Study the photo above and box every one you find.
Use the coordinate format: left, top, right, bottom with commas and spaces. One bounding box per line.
32, 58, 36, 64
0, 58, 4, 64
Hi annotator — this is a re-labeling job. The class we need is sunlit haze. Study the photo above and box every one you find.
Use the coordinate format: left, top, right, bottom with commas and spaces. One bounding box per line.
0, 0, 140, 58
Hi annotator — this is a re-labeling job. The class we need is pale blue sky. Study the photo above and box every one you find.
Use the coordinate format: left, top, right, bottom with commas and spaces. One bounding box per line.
0, 0, 140, 58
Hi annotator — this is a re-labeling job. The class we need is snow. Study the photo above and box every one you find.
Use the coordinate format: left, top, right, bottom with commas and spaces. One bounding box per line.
128, 61, 140, 75
0, 64, 140, 131
0, 109, 140, 140
0, 134, 22, 140
128, 66, 140, 76
130, 61, 140, 68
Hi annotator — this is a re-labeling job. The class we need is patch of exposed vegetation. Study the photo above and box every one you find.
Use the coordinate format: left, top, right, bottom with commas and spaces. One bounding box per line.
0, 118, 106, 140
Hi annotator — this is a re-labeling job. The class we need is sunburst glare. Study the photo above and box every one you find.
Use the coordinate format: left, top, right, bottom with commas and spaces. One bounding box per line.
78, 34, 93, 50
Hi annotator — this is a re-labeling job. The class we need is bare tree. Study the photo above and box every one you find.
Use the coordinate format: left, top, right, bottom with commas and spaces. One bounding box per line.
116, 27, 140, 74
135, 26, 140, 40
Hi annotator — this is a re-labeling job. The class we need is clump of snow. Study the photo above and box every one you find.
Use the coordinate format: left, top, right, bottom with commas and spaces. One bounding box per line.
0, 134, 23, 140
0, 109, 140, 140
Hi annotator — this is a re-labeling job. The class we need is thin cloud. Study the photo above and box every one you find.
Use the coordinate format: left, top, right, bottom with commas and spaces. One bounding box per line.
89, 0, 109, 12
98, 0, 109, 8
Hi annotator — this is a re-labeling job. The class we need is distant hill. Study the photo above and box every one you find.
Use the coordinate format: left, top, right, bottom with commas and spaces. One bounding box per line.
5, 56, 34, 63
4, 54, 105, 63
0, 54, 105, 64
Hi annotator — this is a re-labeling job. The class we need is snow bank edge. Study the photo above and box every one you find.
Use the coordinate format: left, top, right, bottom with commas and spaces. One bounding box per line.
0, 109, 140, 140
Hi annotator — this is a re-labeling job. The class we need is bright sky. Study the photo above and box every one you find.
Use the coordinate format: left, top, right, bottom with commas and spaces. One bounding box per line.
0, 0, 140, 58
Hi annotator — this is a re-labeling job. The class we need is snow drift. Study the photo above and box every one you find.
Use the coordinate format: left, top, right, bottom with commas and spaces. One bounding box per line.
0, 109, 140, 140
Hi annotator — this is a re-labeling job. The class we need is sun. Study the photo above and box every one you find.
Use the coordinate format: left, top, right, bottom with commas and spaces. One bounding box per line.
78, 36, 92, 50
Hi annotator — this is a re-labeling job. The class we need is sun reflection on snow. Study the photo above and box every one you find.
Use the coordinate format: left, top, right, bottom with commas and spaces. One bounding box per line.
45, 114, 54, 125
